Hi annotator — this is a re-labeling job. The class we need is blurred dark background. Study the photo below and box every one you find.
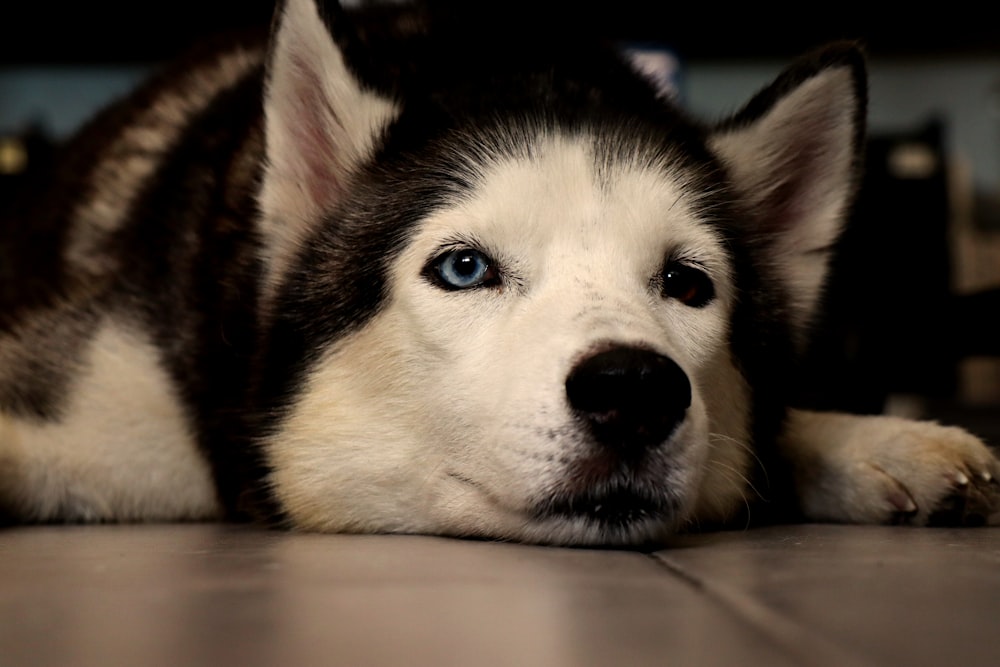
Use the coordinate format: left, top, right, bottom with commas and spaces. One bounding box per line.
3, 2, 1000, 64
2, 1, 999, 440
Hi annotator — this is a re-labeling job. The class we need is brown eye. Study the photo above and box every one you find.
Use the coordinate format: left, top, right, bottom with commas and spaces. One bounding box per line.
662, 262, 714, 307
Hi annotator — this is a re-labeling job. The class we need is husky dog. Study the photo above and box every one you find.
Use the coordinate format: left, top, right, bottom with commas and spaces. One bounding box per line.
1, 0, 997, 545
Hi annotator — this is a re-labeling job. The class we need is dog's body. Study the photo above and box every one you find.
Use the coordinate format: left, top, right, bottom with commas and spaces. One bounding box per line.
1, 0, 997, 545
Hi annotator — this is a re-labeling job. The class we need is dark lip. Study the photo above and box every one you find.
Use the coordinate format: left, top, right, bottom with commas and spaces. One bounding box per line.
534, 485, 677, 528
448, 472, 678, 545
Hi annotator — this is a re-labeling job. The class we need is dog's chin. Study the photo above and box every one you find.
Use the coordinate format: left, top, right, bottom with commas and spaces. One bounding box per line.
444, 484, 682, 547
526, 486, 682, 547
440, 466, 687, 546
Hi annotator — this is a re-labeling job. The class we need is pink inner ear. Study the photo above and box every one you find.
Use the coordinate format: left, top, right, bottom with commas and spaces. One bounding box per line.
762, 168, 816, 237
285, 55, 347, 213
757, 120, 840, 239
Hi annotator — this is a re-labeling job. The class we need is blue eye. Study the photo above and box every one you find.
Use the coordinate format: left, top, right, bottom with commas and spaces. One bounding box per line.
430, 248, 499, 290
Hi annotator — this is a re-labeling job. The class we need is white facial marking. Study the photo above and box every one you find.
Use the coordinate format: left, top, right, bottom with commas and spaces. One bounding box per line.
268, 132, 751, 543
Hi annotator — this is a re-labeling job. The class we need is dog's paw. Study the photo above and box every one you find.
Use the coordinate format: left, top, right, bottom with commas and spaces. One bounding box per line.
783, 410, 1000, 527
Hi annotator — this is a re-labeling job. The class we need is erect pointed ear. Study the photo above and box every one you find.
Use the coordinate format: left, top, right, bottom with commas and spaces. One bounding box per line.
709, 43, 867, 345
258, 0, 399, 292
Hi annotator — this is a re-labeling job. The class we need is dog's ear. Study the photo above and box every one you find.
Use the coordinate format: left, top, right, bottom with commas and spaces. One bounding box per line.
709, 43, 867, 344
258, 0, 399, 293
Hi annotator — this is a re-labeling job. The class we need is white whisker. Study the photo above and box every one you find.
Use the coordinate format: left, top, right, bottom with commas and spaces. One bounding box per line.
705, 459, 754, 530
708, 431, 769, 489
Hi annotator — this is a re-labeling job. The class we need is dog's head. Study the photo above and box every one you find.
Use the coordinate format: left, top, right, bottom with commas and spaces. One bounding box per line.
253, 0, 866, 545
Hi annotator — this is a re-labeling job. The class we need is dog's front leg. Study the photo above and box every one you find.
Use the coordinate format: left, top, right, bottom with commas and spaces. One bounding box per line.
778, 409, 1000, 526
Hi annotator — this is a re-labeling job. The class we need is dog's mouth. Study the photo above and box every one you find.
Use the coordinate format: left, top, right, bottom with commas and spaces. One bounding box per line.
530, 443, 686, 539
447, 470, 682, 545
534, 484, 678, 534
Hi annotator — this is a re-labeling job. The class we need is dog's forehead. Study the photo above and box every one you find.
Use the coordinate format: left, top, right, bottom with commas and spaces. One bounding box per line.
412, 131, 729, 268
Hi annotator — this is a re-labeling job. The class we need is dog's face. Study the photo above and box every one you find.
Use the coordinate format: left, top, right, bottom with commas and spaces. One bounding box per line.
268, 132, 751, 544
254, 0, 866, 544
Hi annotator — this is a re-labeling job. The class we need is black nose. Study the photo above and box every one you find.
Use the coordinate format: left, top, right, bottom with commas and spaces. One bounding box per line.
565, 346, 691, 453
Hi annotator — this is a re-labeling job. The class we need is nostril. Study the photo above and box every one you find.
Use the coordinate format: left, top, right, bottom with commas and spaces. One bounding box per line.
565, 347, 691, 450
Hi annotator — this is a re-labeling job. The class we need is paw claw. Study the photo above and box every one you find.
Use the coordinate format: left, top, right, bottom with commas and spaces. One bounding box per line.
928, 467, 1000, 527
888, 490, 917, 515
788, 411, 1000, 527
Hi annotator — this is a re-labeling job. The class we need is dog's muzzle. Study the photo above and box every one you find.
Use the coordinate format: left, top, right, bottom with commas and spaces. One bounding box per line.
565, 346, 691, 454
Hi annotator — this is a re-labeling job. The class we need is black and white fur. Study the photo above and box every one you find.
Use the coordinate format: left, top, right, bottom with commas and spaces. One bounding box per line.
1, 0, 997, 545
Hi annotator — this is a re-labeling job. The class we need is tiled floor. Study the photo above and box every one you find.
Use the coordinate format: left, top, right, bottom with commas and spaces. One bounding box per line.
3, 523, 999, 666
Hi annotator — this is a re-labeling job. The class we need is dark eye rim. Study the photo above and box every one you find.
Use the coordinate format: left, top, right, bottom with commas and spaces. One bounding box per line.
661, 261, 715, 308
424, 246, 502, 291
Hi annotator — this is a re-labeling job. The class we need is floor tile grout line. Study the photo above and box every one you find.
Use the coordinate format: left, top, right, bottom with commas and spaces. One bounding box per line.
646, 550, 880, 667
